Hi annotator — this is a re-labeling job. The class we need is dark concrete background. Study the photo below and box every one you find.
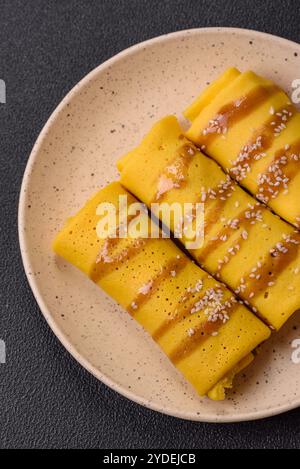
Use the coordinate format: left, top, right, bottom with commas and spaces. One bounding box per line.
1, 0, 300, 449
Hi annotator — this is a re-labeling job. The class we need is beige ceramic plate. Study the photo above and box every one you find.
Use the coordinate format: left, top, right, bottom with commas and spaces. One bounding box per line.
19, 28, 300, 422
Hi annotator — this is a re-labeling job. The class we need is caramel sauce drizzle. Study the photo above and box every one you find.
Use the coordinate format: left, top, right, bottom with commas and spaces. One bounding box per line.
127, 256, 188, 316
230, 104, 296, 183
169, 301, 238, 365
171, 181, 235, 244
152, 284, 209, 341
257, 139, 300, 203
239, 232, 300, 300
90, 212, 149, 282
203, 183, 236, 237
152, 141, 238, 244
196, 85, 280, 146
198, 206, 257, 262
175, 174, 236, 241
152, 142, 197, 202
90, 238, 147, 282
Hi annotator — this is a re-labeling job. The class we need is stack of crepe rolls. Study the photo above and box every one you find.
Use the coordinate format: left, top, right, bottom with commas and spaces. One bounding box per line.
53, 69, 300, 401
184, 68, 300, 229
117, 116, 300, 332
53, 182, 270, 400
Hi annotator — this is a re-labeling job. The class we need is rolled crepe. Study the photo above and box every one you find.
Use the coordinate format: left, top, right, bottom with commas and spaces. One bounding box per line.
118, 116, 300, 330
184, 68, 300, 229
53, 182, 270, 400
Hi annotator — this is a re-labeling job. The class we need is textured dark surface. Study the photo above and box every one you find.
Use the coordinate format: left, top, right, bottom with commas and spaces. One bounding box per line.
1, 0, 300, 449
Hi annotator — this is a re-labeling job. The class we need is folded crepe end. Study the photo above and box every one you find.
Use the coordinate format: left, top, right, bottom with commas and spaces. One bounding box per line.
117, 115, 181, 172
207, 352, 254, 401
183, 67, 241, 121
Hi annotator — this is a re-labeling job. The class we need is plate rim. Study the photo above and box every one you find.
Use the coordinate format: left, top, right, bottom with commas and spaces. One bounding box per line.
18, 26, 300, 423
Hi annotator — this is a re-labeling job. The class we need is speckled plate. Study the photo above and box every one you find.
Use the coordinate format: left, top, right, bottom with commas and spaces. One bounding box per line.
19, 28, 300, 422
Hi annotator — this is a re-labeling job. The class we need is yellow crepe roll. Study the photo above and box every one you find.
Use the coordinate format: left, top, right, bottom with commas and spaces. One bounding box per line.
53, 182, 270, 400
117, 116, 300, 330
184, 68, 300, 228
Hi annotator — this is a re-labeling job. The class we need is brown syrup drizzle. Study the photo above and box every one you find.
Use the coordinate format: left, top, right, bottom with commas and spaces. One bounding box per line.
152, 140, 238, 243
90, 238, 147, 282
230, 104, 296, 182
203, 184, 236, 237
90, 212, 150, 282
152, 142, 198, 202
196, 85, 280, 146
197, 207, 256, 262
170, 181, 236, 244
172, 179, 236, 242
127, 256, 188, 316
152, 284, 210, 341
169, 301, 238, 365
257, 139, 300, 203
239, 232, 300, 299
